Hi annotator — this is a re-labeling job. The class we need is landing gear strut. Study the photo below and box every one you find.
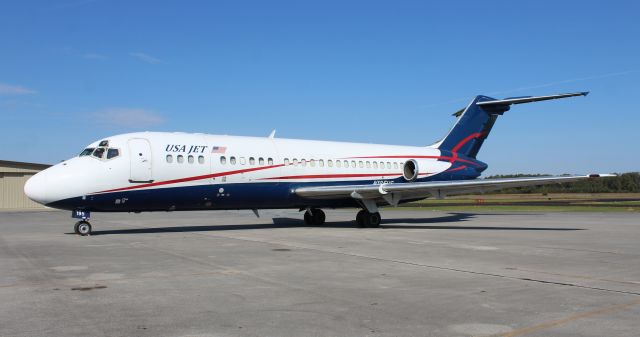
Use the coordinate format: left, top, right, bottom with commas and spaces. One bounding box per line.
356, 209, 381, 228
303, 208, 326, 225
74, 220, 92, 236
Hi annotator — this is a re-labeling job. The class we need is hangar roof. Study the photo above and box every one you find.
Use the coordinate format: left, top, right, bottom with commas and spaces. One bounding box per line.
0, 160, 51, 174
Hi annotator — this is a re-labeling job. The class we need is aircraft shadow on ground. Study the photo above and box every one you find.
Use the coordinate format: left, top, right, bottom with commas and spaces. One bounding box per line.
80, 212, 584, 235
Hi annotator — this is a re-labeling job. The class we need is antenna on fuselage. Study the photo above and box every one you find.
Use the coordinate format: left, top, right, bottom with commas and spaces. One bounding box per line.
268, 129, 276, 139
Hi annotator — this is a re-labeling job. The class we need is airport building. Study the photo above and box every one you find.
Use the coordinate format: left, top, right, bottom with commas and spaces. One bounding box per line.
0, 160, 50, 209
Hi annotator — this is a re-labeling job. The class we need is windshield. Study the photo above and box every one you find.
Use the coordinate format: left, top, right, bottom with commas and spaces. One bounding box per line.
79, 148, 95, 156
92, 148, 106, 159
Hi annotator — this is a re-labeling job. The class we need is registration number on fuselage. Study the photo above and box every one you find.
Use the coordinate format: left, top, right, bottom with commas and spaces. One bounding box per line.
373, 180, 394, 185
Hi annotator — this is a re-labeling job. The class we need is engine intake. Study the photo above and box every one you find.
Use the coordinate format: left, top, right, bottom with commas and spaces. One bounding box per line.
403, 159, 418, 181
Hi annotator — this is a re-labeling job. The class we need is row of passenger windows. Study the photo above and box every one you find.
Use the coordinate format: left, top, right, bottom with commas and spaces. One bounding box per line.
166, 154, 205, 164
165, 154, 402, 170
219, 156, 400, 170
220, 156, 274, 166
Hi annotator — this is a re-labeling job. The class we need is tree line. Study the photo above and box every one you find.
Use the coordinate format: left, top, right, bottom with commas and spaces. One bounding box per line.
484, 172, 640, 193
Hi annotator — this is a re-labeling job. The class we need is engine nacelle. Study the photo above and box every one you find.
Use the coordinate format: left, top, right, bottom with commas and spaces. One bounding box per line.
402, 158, 453, 181
402, 159, 419, 181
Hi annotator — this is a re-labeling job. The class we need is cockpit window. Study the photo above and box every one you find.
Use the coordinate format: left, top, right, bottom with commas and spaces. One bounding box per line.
106, 148, 120, 159
79, 148, 95, 156
99, 140, 109, 147
92, 148, 105, 159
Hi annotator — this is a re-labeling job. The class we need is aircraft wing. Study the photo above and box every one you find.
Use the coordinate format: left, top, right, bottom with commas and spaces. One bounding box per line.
295, 174, 614, 205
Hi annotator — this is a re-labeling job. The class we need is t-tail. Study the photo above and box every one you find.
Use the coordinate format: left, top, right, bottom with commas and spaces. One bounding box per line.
435, 92, 589, 158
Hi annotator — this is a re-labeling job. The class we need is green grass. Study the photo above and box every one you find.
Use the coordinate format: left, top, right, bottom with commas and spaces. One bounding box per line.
388, 205, 639, 212
385, 193, 640, 212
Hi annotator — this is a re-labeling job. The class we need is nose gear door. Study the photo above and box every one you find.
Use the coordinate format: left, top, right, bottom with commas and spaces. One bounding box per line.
128, 138, 153, 183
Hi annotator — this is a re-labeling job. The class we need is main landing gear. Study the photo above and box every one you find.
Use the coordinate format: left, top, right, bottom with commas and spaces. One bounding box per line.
356, 209, 382, 228
303, 208, 326, 225
74, 220, 92, 236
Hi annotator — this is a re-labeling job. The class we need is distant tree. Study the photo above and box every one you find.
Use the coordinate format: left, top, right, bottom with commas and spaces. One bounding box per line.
483, 172, 639, 193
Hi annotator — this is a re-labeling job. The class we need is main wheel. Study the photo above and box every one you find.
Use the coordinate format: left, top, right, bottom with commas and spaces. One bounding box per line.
312, 209, 326, 225
304, 209, 326, 225
303, 211, 313, 225
74, 221, 92, 236
365, 212, 381, 228
356, 210, 367, 228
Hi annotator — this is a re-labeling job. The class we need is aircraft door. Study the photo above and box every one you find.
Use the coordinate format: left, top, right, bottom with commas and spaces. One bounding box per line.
128, 138, 153, 183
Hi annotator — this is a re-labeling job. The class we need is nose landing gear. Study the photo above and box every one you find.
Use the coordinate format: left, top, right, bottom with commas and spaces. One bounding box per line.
74, 220, 92, 236
71, 210, 92, 236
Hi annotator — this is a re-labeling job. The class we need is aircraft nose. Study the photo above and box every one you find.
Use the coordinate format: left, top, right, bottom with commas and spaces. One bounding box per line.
24, 171, 48, 205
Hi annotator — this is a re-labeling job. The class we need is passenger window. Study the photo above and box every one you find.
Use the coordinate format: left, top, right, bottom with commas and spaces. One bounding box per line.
240, 157, 246, 165
301, 159, 306, 167
394, 162, 398, 169
328, 160, 333, 167
220, 156, 227, 165
343, 160, 348, 168
198, 155, 205, 164
249, 157, 255, 165
379, 162, 384, 169
319, 159, 324, 167
310, 159, 316, 167
106, 148, 119, 159
358, 161, 363, 168
268, 158, 273, 165
177, 155, 184, 163
230, 157, 236, 165
259, 157, 264, 165
373, 162, 378, 169
284, 158, 290, 165
166, 154, 173, 163
293, 159, 298, 165
188, 155, 194, 164
351, 161, 356, 168
92, 148, 105, 159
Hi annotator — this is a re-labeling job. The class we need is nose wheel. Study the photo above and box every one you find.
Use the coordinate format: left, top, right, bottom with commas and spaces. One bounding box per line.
356, 210, 381, 228
74, 220, 92, 236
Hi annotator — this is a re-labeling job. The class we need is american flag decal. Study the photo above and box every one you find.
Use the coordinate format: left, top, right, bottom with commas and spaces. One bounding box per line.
211, 146, 227, 154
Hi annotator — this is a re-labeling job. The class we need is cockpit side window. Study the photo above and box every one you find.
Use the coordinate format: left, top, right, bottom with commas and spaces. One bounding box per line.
106, 148, 120, 159
92, 148, 105, 159
79, 148, 95, 156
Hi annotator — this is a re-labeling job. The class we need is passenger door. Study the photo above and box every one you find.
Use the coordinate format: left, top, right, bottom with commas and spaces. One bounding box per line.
128, 138, 153, 183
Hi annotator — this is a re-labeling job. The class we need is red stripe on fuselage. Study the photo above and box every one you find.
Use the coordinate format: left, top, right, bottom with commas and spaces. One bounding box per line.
347, 155, 480, 167
93, 164, 285, 194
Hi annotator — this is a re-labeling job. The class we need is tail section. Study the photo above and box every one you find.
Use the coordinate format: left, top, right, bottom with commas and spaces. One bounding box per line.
436, 92, 588, 158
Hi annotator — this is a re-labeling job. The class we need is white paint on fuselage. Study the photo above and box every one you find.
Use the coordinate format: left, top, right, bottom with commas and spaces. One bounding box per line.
25, 131, 452, 205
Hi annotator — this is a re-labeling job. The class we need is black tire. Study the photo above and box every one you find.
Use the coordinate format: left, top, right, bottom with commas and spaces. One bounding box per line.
303, 211, 313, 225
367, 212, 381, 228
74, 221, 92, 236
312, 209, 326, 225
356, 210, 366, 228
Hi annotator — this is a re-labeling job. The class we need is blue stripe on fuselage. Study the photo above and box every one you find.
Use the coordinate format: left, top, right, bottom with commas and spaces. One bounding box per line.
46, 163, 486, 212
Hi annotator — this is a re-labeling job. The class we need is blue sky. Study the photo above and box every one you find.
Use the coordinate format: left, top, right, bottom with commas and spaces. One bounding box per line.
1, 0, 638, 175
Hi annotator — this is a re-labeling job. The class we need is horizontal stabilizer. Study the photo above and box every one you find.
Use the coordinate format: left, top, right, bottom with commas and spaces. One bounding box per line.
476, 92, 588, 107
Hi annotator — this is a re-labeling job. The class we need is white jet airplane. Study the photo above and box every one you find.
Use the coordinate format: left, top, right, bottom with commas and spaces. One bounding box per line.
24, 92, 611, 235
